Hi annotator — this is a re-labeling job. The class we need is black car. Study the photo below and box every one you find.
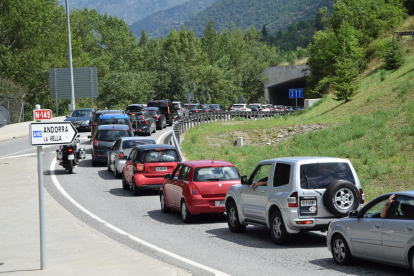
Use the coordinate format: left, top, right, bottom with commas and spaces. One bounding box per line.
248, 104, 261, 111
209, 104, 224, 112
91, 109, 124, 135
125, 104, 144, 116
130, 111, 157, 136
64, 108, 95, 131
201, 104, 212, 113
145, 107, 167, 130
147, 100, 177, 126
88, 125, 132, 166
185, 103, 206, 115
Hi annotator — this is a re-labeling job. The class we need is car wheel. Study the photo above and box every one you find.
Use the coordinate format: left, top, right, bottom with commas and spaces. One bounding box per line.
131, 177, 141, 196
269, 209, 291, 245
114, 164, 121, 178
160, 192, 170, 213
226, 200, 246, 233
331, 235, 353, 265
323, 180, 360, 217
91, 155, 98, 167
409, 250, 414, 274
181, 200, 193, 223
122, 173, 130, 190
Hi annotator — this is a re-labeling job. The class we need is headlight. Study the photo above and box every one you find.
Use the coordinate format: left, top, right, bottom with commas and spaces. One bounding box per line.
81, 120, 90, 125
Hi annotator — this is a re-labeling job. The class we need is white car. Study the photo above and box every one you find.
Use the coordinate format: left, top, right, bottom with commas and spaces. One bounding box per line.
327, 191, 414, 273
230, 104, 251, 112
261, 105, 270, 111
107, 137, 156, 178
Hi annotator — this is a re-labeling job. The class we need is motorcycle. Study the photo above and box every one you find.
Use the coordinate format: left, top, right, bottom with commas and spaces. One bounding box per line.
56, 135, 86, 174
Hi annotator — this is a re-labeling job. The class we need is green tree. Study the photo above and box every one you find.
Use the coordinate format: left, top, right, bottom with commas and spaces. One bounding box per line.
331, 56, 360, 102
383, 39, 404, 71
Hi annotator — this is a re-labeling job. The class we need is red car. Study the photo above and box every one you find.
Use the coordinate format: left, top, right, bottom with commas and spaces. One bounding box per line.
160, 160, 241, 222
122, 144, 180, 196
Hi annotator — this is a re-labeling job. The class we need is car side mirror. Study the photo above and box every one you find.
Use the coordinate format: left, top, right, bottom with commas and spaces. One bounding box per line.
164, 174, 171, 179
76, 134, 80, 138
348, 210, 359, 218
87, 135, 92, 139
66, 115, 69, 118
241, 175, 247, 184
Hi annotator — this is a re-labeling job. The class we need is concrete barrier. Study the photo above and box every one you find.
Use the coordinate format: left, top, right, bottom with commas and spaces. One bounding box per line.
0, 116, 66, 142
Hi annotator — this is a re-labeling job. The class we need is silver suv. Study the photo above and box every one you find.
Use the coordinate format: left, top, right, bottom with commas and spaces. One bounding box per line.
225, 157, 364, 245
173, 101, 189, 118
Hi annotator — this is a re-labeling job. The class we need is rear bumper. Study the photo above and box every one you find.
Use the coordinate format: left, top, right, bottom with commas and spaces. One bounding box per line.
186, 195, 225, 215
283, 209, 335, 231
134, 127, 150, 135
134, 174, 166, 186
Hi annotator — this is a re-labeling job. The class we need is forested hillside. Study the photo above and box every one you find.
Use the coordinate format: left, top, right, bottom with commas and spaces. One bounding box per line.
183, 0, 333, 36
130, 0, 218, 38
59, 0, 190, 24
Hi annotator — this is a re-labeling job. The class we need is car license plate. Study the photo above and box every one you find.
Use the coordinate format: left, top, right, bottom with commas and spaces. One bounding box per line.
215, 201, 225, 207
68, 155, 74, 160
156, 167, 167, 171
301, 200, 316, 206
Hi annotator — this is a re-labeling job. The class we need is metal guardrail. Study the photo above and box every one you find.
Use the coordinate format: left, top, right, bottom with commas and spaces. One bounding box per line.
170, 111, 289, 155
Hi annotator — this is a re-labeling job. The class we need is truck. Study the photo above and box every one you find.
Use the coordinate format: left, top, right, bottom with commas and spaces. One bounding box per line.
225, 156, 365, 245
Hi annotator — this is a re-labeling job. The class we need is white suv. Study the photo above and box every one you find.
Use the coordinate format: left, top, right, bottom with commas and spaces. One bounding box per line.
225, 157, 365, 245
230, 104, 251, 112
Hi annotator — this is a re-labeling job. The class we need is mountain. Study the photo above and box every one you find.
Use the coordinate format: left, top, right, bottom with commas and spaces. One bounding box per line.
183, 0, 334, 36
60, 0, 191, 24
130, 0, 218, 38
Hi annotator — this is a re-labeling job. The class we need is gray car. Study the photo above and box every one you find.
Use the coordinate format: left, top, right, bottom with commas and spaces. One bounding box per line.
327, 191, 414, 273
107, 137, 156, 178
64, 108, 95, 131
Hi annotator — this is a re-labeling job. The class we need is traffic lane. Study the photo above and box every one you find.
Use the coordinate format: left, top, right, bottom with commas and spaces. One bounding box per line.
0, 137, 33, 158
43, 144, 411, 276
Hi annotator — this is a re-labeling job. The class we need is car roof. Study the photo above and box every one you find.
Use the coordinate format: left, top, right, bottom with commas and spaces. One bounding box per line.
117, 137, 155, 141
99, 114, 128, 119
181, 159, 235, 168
260, 156, 350, 164
127, 104, 143, 107
145, 107, 160, 110
95, 110, 123, 114
72, 108, 94, 111
135, 144, 176, 150
97, 125, 130, 130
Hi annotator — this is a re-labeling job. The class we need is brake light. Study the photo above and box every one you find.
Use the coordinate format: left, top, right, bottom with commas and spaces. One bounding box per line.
178, 108, 182, 110
296, 221, 313, 225
231, 108, 234, 110
288, 192, 298, 207
93, 139, 98, 148
119, 152, 124, 159
154, 115, 160, 119
359, 188, 365, 204
68, 148, 73, 153
136, 163, 144, 171
195, 110, 199, 113
189, 183, 200, 195
92, 122, 97, 126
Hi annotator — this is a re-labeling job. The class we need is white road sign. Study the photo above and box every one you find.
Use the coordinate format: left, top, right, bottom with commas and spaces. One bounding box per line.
30, 122, 78, 146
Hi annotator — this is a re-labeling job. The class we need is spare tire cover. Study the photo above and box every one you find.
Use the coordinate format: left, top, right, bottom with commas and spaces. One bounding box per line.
323, 180, 360, 217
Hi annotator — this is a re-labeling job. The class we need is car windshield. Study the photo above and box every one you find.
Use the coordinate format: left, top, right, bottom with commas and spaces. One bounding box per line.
202, 104, 209, 109
210, 104, 219, 108
148, 102, 167, 108
145, 110, 157, 117
98, 118, 129, 125
186, 105, 198, 110
122, 139, 155, 149
300, 162, 355, 189
232, 105, 244, 108
70, 110, 93, 117
96, 130, 131, 141
194, 166, 240, 182
142, 150, 178, 163
173, 104, 180, 108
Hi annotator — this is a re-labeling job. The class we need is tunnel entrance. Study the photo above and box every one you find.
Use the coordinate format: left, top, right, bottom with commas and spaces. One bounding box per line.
268, 77, 306, 107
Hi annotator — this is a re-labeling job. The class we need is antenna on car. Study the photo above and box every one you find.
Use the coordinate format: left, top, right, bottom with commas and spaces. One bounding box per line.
211, 158, 214, 164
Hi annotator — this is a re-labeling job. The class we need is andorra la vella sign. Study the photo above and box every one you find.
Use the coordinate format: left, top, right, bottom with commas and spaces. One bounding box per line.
30, 122, 78, 146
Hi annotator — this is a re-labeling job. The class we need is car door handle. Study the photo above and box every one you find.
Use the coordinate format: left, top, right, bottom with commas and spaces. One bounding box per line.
261, 190, 265, 193
374, 224, 381, 229
406, 226, 413, 231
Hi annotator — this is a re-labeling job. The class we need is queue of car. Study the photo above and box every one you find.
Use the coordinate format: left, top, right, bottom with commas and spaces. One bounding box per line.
66, 101, 414, 275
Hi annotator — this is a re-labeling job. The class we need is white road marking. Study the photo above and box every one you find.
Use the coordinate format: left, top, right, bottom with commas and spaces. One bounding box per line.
156, 130, 172, 144
49, 157, 231, 276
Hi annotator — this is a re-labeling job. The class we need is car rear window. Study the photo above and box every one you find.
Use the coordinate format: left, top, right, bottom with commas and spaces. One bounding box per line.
145, 110, 156, 117
194, 166, 240, 182
96, 130, 131, 141
300, 162, 355, 189
186, 105, 198, 110
122, 139, 155, 149
142, 150, 178, 163
98, 118, 129, 125
126, 106, 142, 111
148, 101, 167, 108
232, 105, 244, 108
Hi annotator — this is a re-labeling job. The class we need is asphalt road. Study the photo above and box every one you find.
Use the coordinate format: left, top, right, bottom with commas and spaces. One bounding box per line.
2, 127, 411, 276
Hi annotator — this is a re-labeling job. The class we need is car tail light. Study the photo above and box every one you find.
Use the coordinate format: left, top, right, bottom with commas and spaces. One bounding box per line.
195, 110, 199, 113
230, 108, 234, 111
206, 110, 209, 112
140, 116, 148, 124
92, 122, 97, 127
119, 152, 124, 159
67, 148, 73, 154
189, 183, 200, 195
359, 188, 365, 204
154, 115, 160, 119
178, 108, 182, 110
296, 221, 313, 225
288, 192, 298, 207
136, 163, 144, 171
216, 109, 220, 112
93, 139, 98, 148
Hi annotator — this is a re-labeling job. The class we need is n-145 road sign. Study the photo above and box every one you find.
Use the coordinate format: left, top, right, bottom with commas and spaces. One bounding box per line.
33, 109, 52, 120
289, 88, 304, 99
30, 122, 78, 146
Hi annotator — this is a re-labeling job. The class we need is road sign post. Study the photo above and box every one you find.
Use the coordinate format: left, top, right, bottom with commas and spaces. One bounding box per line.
31, 105, 78, 270
289, 88, 304, 108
